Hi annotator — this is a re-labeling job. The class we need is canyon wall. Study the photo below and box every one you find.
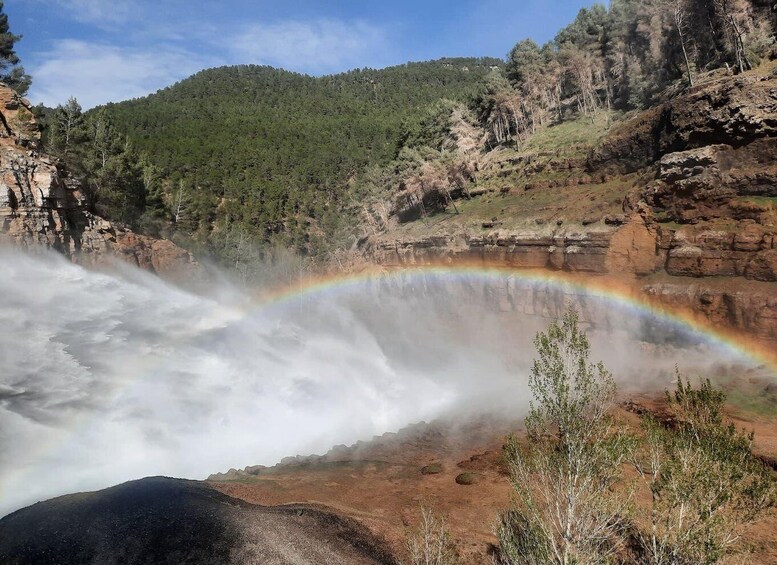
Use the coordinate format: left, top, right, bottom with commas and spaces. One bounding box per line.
0, 85, 202, 281
362, 73, 777, 340
363, 223, 777, 340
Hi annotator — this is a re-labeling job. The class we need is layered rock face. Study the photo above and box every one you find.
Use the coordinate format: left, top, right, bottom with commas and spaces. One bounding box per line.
366, 227, 614, 272
643, 281, 777, 341
0, 85, 201, 280
646, 140, 777, 223
589, 74, 777, 174
364, 225, 777, 339
660, 221, 777, 280
362, 74, 777, 339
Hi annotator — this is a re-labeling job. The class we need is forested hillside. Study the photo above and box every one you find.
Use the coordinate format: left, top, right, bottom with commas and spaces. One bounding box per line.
40, 0, 775, 275
354, 0, 777, 239
96, 60, 497, 257
476, 0, 776, 145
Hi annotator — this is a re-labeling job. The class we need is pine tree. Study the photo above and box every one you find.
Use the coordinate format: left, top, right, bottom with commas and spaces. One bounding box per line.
49, 98, 86, 161
0, 1, 30, 95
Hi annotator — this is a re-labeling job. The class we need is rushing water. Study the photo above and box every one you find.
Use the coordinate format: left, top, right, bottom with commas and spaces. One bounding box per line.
0, 249, 757, 516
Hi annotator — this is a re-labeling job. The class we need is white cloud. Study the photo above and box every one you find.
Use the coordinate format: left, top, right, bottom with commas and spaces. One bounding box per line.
22, 15, 394, 107
50, 0, 135, 25
21, 0, 137, 26
230, 19, 392, 75
28, 39, 221, 109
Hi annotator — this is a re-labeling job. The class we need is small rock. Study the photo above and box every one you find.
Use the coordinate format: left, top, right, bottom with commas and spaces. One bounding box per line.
604, 214, 626, 226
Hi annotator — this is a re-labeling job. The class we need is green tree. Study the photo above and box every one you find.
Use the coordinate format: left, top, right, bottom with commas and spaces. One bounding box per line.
136, 157, 169, 235
0, 1, 30, 95
634, 376, 775, 564
88, 108, 121, 169
498, 309, 633, 564
88, 143, 146, 226
49, 97, 86, 160
554, 4, 610, 51
506, 39, 545, 84
46, 100, 150, 227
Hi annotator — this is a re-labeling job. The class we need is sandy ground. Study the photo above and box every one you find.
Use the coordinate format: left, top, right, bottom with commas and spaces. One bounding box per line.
211, 394, 777, 564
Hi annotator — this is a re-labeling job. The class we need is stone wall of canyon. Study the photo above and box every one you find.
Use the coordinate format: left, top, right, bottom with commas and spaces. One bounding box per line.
362, 73, 777, 340
0, 85, 202, 282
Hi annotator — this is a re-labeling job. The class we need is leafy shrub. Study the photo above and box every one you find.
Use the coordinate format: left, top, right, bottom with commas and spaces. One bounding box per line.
421, 463, 443, 475
633, 375, 776, 564
497, 308, 632, 564
454, 472, 480, 486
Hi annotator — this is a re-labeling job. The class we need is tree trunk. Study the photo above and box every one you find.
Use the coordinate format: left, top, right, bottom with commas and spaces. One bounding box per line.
675, 2, 695, 87
447, 190, 459, 214
729, 15, 752, 72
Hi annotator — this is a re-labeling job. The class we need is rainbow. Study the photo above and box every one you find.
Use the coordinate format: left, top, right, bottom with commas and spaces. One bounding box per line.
250, 263, 777, 375
2, 261, 775, 514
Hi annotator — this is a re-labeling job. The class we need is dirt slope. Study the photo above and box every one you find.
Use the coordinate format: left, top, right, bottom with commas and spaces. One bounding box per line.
210, 398, 777, 564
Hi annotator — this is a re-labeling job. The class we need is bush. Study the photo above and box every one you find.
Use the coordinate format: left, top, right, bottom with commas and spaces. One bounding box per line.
497, 308, 632, 564
421, 463, 443, 475
496, 310, 776, 564
454, 472, 480, 485
405, 505, 459, 565
633, 375, 776, 564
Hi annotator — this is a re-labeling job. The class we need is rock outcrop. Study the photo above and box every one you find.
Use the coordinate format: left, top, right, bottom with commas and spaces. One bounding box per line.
363, 219, 776, 281
658, 221, 777, 280
645, 140, 777, 223
361, 73, 777, 340
642, 281, 777, 341
0, 84, 202, 281
0, 477, 394, 565
365, 227, 614, 272
589, 74, 777, 174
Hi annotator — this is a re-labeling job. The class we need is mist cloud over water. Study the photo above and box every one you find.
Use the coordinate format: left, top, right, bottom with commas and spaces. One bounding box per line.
0, 249, 759, 516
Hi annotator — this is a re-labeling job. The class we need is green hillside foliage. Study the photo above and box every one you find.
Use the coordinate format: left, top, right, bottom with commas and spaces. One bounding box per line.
98, 60, 500, 252
0, 1, 30, 95
478, 0, 776, 145
39, 0, 776, 273
358, 0, 776, 231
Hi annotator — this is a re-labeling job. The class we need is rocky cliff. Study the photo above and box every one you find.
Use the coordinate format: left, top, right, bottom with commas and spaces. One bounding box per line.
361, 72, 777, 339
589, 74, 777, 174
0, 85, 201, 280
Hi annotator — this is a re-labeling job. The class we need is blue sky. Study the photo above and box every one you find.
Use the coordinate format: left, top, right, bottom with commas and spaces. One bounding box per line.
6, 0, 597, 109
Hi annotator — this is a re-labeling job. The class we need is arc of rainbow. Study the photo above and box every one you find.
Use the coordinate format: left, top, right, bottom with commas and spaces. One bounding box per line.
3, 262, 776, 513
251, 263, 777, 374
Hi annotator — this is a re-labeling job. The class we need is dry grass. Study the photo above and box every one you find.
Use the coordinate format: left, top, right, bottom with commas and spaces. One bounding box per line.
382, 110, 630, 239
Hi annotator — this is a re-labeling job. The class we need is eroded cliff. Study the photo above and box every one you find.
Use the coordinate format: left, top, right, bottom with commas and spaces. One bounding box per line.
0, 85, 201, 281
361, 71, 777, 339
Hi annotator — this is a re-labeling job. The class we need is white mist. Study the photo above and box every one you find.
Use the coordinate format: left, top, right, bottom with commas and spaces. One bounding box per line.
0, 249, 753, 516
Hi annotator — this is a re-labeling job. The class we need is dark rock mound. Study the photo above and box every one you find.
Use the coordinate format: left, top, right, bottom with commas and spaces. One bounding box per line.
0, 476, 395, 565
